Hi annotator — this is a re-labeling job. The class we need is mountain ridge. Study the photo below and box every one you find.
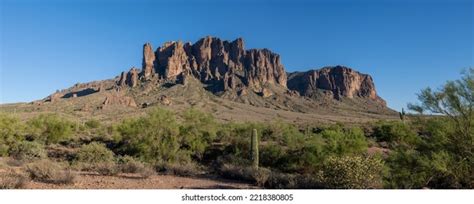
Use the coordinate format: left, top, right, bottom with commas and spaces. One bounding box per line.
6, 36, 396, 124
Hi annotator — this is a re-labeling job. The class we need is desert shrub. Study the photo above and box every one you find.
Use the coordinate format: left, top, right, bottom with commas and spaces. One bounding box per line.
9, 141, 47, 162
95, 161, 120, 176
85, 119, 101, 129
385, 147, 433, 189
218, 163, 270, 186
0, 168, 28, 189
76, 142, 115, 164
259, 143, 287, 168
265, 172, 323, 189
179, 109, 217, 159
118, 156, 154, 178
156, 161, 202, 177
137, 166, 155, 178
0, 144, 9, 157
0, 114, 25, 154
27, 114, 73, 144
116, 108, 185, 163
385, 122, 472, 189
75, 142, 116, 173
265, 172, 297, 189
26, 160, 76, 184
321, 127, 368, 156
372, 121, 420, 147
320, 155, 385, 189
264, 120, 305, 149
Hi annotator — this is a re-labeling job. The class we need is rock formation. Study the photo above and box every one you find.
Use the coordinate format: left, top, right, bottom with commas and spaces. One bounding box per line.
118, 67, 139, 87
125, 36, 287, 93
142, 43, 156, 80
29, 35, 391, 113
102, 94, 137, 108
287, 66, 386, 105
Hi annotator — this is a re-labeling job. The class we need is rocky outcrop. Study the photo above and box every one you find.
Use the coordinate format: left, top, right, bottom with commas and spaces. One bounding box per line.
134, 36, 286, 92
142, 43, 155, 80
118, 67, 139, 87
244, 49, 287, 89
102, 94, 137, 108
287, 66, 385, 104
156, 41, 193, 79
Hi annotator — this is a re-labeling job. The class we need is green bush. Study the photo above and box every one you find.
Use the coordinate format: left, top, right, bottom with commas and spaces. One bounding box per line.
320, 155, 385, 189
85, 119, 101, 129
0, 114, 25, 154
179, 109, 217, 159
27, 114, 73, 144
385, 119, 472, 189
372, 121, 420, 147
76, 142, 115, 167
9, 141, 47, 161
116, 108, 184, 163
321, 127, 368, 156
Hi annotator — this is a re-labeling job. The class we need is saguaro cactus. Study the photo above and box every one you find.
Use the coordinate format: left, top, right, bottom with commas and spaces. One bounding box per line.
399, 108, 406, 122
251, 128, 259, 170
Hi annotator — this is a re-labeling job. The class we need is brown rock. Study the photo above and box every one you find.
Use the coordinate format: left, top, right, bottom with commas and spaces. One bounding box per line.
116, 36, 288, 93
117, 67, 139, 87
244, 49, 287, 89
159, 95, 171, 105
102, 94, 137, 108
261, 88, 273, 98
287, 66, 385, 104
156, 41, 191, 79
238, 88, 248, 96
142, 43, 156, 79
47, 92, 62, 103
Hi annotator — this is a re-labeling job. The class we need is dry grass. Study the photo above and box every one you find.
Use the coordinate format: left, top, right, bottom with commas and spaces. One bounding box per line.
118, 156, 155, 178
156, 162, 202, 177
95, 162, 120, 176
26, 160, 76, 184
218, 164, 270, 187
0, 168, 29, 189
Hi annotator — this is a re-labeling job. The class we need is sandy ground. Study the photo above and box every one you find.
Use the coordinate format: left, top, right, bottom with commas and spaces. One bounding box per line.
27, 173, 254, 189
4, 171, 255, 189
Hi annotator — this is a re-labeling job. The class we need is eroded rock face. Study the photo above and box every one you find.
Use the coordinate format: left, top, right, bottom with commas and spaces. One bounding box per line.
156, 41, 192, 79
244, 49, 287, 89
142, 43, 156, 80
102, 94, 137, 108
137, 36, 286, 92
287, 66, 385, 104
118, 67, 139, 87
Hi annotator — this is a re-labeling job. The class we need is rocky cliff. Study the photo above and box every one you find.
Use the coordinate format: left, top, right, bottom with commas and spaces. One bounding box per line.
119, 36, 287, 93
287, 66, 386, 105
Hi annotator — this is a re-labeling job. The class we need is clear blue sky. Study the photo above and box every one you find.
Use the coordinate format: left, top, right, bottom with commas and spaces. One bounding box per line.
1, 0, 472, 111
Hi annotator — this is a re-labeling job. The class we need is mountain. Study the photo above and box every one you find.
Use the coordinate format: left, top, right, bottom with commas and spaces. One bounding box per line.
5, 36, 396, 124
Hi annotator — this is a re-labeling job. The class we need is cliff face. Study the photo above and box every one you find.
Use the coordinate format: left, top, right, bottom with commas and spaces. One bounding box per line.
287, 66, 386, 105
125, 36, 287, 92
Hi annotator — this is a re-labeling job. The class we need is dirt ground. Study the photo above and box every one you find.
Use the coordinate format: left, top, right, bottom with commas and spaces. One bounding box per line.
24, 172, 255, 189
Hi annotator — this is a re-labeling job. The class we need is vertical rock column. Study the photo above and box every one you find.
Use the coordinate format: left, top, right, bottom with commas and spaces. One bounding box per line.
142, 43, 156, 79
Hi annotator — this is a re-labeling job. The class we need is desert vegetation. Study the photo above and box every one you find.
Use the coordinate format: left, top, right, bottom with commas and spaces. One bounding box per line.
0, 69, 472, 189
